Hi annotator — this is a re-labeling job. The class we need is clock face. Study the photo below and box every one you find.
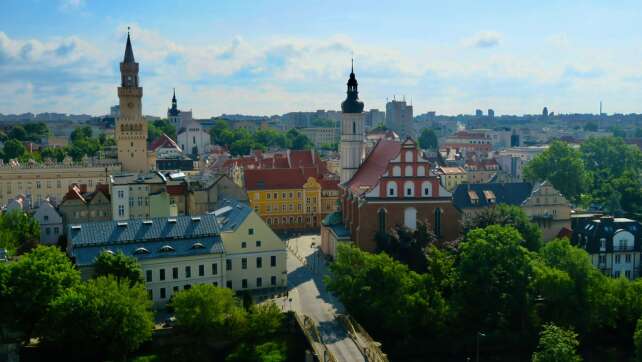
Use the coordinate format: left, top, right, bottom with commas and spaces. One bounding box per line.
128, 102, 134, 109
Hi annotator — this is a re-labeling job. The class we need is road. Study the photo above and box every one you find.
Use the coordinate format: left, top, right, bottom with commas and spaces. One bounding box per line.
285, 235, 365, 362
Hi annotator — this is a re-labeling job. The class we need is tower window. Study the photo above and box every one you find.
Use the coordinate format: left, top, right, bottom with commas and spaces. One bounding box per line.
353, 122, 356, 134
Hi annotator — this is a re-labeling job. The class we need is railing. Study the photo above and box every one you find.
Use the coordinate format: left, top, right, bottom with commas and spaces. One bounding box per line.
294, 312, 338, 362
338, 314, 388, 362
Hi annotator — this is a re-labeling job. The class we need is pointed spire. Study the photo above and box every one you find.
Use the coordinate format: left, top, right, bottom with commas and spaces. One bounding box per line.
351, 58, 354, 74
123, 27, 135, 64
172, 88, 176, 103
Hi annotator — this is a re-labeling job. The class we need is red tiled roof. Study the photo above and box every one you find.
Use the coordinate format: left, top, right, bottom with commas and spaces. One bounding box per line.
244, 168, 307, 190
345, 139, 401, 193
148, 133, 181, 151
166, 185, 186, 195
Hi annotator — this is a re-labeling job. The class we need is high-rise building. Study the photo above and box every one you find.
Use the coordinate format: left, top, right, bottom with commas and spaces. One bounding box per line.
339, 61, 365, 184
116, 31, 148, 173
385, 99, 413, 138
364, 109, 385, 129
475, 109, 483, 117
488, 109, 495, 118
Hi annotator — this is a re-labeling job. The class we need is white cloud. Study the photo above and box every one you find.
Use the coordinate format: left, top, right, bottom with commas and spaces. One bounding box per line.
463, 31, 502, 48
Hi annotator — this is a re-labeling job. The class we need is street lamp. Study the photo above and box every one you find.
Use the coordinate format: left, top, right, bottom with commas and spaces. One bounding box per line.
476, 331, 485, 362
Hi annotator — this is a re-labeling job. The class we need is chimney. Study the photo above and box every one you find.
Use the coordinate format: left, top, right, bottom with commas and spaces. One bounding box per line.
79, 184, 88, 194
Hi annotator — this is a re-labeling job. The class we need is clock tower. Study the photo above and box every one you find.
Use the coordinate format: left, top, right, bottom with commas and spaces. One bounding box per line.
116, 30, 148, 173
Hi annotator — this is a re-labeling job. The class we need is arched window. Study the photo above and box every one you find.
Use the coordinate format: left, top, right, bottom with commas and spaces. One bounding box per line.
417, 166, 426, 176
392, 166, 401, 176
422, 181, 432, 197
404, 207, 417, 230
387, 181, 398, 197
405, 150, 413, 162
378, 208, 387, 233
404, 181, 415, 197
405, 165, 413, 176
434, 208, 442, 237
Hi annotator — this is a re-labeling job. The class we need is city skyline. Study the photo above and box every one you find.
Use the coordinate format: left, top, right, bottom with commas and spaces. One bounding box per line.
2, 0, 642, 118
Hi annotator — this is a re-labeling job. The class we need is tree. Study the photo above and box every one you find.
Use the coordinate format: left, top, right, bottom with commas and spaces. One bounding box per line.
70, 125, 93, 142
583, 122, 598, 132
531, 323, 581, 362
454, 225, 534, 343
40, 146, 66, 162
230, 137, 254, 156
290, 133, 312, 150
580, 136, 642, 182
148, 119, 177, 141
246, 302, 284, 340
209, 119, 230, 144
44, 276, 153, 360
0, 209, 40, 253
93, 251, 144, 286
23, 122, 49, 141
464, 204, 542, 251
8, 125, 27, 141
226, 341, 286, 362
3, 139, 26, 161
523, 140, 591, 201
635, 317, 642, 362
418, 128, 438, 150
2, 246, 80, 341
172, 284, 247, 338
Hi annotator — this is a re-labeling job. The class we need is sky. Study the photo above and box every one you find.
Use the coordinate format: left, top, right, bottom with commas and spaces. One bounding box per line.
2, 0, 642, 118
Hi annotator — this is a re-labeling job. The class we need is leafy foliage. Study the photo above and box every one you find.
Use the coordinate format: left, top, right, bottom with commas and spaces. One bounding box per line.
44, 276, 153, 360
531, 323, 581, 362
418, 128, 439, 150
207, 120, 312, 155
464, 204, 542, 251
523, 140, 591, 201
148, 119, 177, 140
0, 209, 40, 254
93, 251, 144, 286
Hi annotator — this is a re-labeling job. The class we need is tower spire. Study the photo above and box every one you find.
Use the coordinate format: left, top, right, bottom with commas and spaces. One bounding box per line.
172, 88, 176, 103
123, 27, 135, 64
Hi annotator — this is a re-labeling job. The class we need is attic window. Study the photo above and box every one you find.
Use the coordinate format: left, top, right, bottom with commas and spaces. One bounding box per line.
191, 242, 205, 249
159, 245, 175, 252
71, 225, 82, 230
468, 191, 479, 205
134, 247, 150, 255
168, 218, 177, 223
483, 190, 496, 203
191, 216, 201, 222
103, 249, 115, 255
117, 222, 128, 227
143, 220, 153, 225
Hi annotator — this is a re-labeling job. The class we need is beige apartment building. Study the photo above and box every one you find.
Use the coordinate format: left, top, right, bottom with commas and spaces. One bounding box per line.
521, 180, 572, 241
299, 127, 339, 148
0, 159, 121, 206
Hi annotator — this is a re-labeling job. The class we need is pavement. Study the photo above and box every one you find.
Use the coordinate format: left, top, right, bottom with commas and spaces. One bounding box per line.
283, 234, 366, 362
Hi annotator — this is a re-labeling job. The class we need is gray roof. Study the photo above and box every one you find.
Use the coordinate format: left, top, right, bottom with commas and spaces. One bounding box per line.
69, 214, 220, 246
452, 182, 533, 210
212, 198, 252, 232
69, 214, 223, 267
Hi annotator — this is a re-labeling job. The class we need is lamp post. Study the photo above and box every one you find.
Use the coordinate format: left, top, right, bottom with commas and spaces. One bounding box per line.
476, 331, 485, 362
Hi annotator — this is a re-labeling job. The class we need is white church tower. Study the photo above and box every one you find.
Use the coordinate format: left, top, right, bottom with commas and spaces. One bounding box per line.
339, 60, 365, 184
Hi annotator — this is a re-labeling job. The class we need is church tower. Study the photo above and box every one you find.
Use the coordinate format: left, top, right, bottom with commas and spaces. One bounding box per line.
339, 60, 365, 184
116, 30, 148, 173
167, 88, 181, 130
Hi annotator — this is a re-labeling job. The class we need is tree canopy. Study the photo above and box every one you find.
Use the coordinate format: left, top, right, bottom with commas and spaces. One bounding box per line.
531, 323, 582, 362
0, 209, 40, 254
207, 120, 312, 155
418, 128, 439, 150
464, 204, 542, 251
93, 251, 144, 286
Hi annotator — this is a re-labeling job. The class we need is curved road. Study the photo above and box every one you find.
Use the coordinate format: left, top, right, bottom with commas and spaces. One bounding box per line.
286, 235, 365, 362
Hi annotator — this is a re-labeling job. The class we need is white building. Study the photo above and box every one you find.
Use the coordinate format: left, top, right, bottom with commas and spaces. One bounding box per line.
339, 63, 366, 184
177, 119, 211, 158
33, 200, 63, 244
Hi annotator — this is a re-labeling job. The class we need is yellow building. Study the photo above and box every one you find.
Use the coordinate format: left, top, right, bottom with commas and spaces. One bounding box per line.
216, 199, 287, 291
0, 158, 121, 206
436, 166, 468, 191
244, 168, 340, 230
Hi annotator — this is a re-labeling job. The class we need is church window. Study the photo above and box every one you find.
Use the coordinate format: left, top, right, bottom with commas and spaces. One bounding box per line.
404, 207, 417, 230
387, 181, 397, 197
404, 181, 414, 197
378, 208, 387, 233
405, 151, 413, 162
417, 166, 426, 176
422, 181, 432, 197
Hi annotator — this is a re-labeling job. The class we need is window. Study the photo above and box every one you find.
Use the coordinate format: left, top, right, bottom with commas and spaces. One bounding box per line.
146, 270, 152, 282
173, 286, 179, 293
267, 193, 271, 200
256, 240, 262, 248
282, 192, 286, 199
248, 228, 254, 235
212, 263, 218, 275
392, 166, 401, 176
185, 266, 191, 278
387, 181, 397, 197
54, 227, 59, 234
422, 181, 432, 197
271, 276, 277, 286
378, 208, 387, 233
226, 259, 232, 271
159, 269, 165, 281
241, 241, 247, 248
226, 281, 233, 289
405, 165, 413, 176
404, 207, 417, 230
404, 181, 414, 197
199, 264, 204, 276
600, 238, 606, 251
273, 192, 278, 199
417, 166, 426, 176
352, 122, 356, 134
172, 267, 178, 279
160, 288, 166, 299
599, 255, 607, 264
118, 205, 125, 217
148, 289, 153, 300
257, 257, 262, 269
615, 271, 621, 277
405, 150, 413, 162
298, 192, 302, 198
626, 270, 632, 279
242, 279, 248, 289
434, 208, 442, 237
626, 254, 632, 263
118, 190, 124, 199
271, 255, 277, 267
615, 255, 621, 264
257, 277, 263, 288
213, 282, 218, 286
242, 258, 247, 270
44, 215, 49, 222
254, 193, 260, 200
45, 227, 51, 235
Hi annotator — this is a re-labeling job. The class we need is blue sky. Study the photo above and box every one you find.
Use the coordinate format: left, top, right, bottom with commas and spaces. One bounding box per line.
2, 0, 642, 117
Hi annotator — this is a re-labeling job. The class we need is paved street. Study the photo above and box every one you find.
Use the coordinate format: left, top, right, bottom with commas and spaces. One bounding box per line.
285, 234, 365, 362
